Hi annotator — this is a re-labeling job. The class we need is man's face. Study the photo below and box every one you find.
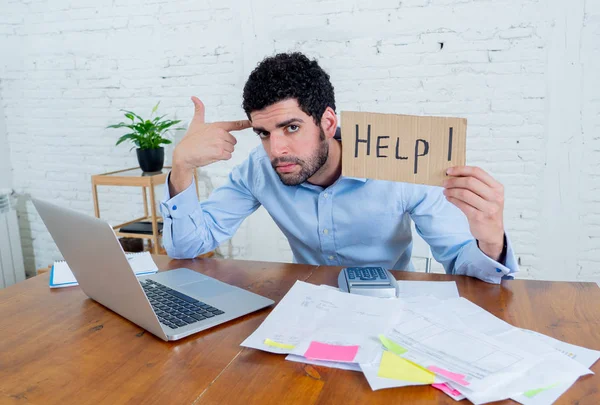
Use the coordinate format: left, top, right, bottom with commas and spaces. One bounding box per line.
250, 99, 328, 186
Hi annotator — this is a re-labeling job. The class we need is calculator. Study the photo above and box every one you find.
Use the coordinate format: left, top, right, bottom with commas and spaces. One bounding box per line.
337, 267, 399, 298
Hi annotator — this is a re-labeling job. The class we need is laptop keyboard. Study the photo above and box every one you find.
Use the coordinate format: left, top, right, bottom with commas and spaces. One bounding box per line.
141, 280, 225, 330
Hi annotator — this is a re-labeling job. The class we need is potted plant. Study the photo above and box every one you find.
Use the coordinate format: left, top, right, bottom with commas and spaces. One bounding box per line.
107, 102, 184, 172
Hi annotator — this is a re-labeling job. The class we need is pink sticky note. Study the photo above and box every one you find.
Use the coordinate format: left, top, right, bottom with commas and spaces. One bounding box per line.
304, 341, 359, 362
428, 366, 470, 386
432, 383, 463, 397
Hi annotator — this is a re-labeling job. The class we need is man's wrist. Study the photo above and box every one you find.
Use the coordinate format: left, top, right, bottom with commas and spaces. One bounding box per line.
478, 234, 506, 262
169, 163, 195, 197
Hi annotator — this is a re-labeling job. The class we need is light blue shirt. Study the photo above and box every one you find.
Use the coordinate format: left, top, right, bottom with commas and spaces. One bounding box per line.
160, 146, 518, 284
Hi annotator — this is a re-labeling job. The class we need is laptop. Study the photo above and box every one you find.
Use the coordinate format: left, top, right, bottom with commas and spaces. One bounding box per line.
32, 198, 274, 341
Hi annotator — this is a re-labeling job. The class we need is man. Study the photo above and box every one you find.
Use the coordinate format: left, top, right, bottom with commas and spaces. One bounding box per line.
161, 52, 517, 284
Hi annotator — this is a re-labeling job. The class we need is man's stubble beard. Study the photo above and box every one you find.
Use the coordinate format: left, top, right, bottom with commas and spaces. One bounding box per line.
271, 128, 329, 186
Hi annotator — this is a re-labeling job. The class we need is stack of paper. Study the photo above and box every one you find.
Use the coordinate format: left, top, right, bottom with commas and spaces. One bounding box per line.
241, 281, 600, 405
49, 251, 158, 288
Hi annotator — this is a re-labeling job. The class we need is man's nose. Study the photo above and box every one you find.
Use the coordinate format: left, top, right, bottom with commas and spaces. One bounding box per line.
269, 133, 290, 157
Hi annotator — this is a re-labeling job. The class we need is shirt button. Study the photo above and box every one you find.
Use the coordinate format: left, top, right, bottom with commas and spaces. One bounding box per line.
172, 205, 178, 211
496, 268, 502, 273
328, 255, 334, 260
323, 193, 329, 198
323, 229, 329, 235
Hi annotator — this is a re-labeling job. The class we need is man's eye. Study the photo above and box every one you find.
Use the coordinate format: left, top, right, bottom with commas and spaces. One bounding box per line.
287, 125, 299, 133
257, 132, 269, 139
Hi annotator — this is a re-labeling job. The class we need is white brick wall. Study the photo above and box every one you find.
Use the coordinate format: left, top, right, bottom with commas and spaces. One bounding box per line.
0, 0, 598, 282
0, 97, 11, 189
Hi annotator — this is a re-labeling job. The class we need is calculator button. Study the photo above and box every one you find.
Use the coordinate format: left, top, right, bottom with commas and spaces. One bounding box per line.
347, 267, 392, 286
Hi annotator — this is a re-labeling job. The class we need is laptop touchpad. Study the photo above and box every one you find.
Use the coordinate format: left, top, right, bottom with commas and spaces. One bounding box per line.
179, 280, 233, 298
164, 268, 210, 285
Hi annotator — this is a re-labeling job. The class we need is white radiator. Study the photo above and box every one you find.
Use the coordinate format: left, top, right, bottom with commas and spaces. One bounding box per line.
0, 191, 25, 288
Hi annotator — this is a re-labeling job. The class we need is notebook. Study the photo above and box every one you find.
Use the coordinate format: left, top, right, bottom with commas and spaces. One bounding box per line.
49, 251, 159, 288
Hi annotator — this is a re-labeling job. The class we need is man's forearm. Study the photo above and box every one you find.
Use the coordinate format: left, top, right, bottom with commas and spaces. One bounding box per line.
169, 165, 195, 197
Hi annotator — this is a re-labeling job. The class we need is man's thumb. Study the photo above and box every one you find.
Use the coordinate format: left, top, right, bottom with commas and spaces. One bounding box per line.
191, 96, 205, 122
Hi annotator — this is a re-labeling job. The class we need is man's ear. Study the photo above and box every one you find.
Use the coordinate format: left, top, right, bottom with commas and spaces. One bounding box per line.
320, 107, 338, 140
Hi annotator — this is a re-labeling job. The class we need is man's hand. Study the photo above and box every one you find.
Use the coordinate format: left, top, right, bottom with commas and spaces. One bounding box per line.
170, 96, 251, 196
443, 166, 505, 261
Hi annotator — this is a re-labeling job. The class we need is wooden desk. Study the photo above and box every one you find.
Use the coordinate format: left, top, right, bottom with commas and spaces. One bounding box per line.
1, 258, 599, 404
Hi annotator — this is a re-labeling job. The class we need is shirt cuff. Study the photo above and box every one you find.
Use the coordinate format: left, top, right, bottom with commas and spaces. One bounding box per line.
160, 172, 199, 219
458, 234, 518, 284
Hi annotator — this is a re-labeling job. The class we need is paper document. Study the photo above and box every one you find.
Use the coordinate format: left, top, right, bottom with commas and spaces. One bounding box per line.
518, 329, 600, 369
512, 376, 578, 405
241, 281, 401, 363
433, 298, 600, 369
383, 307, 540, 392
242, 280, 598, 404
396, 281, 460, 299
321, 282, 459, 300
508, 330, 600, 405
423, 298, 597, 404
447, 351, 592, 405
285, 354, 361, 372
430, 297, 513, 336
49, 251, 158, 288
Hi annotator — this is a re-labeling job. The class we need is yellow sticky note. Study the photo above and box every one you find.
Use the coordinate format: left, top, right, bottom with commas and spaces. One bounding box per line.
264, 338, 295, 350
379, 334, 408, 355
377, 351, 435, 383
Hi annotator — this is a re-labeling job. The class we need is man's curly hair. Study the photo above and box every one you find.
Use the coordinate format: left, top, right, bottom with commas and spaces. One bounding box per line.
242, 52, 336, 125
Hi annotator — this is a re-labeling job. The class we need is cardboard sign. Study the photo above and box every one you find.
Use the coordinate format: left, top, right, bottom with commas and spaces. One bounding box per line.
341, 111, 466, 186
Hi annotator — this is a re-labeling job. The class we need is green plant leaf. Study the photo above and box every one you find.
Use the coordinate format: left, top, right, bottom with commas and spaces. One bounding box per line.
153, 114, 167, 123
106, 122, 127, 129
108, 103, 181, 149
121, 110, 144, 122
151, 101, 160, 115
156, 119, 182, 132
116, 133, 141, 146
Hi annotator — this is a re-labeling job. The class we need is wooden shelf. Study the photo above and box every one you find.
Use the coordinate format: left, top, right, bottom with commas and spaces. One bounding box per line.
91, 167, 199, 254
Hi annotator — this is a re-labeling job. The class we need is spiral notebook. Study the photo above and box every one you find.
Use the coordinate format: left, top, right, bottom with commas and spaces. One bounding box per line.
49, 251, 159, 288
